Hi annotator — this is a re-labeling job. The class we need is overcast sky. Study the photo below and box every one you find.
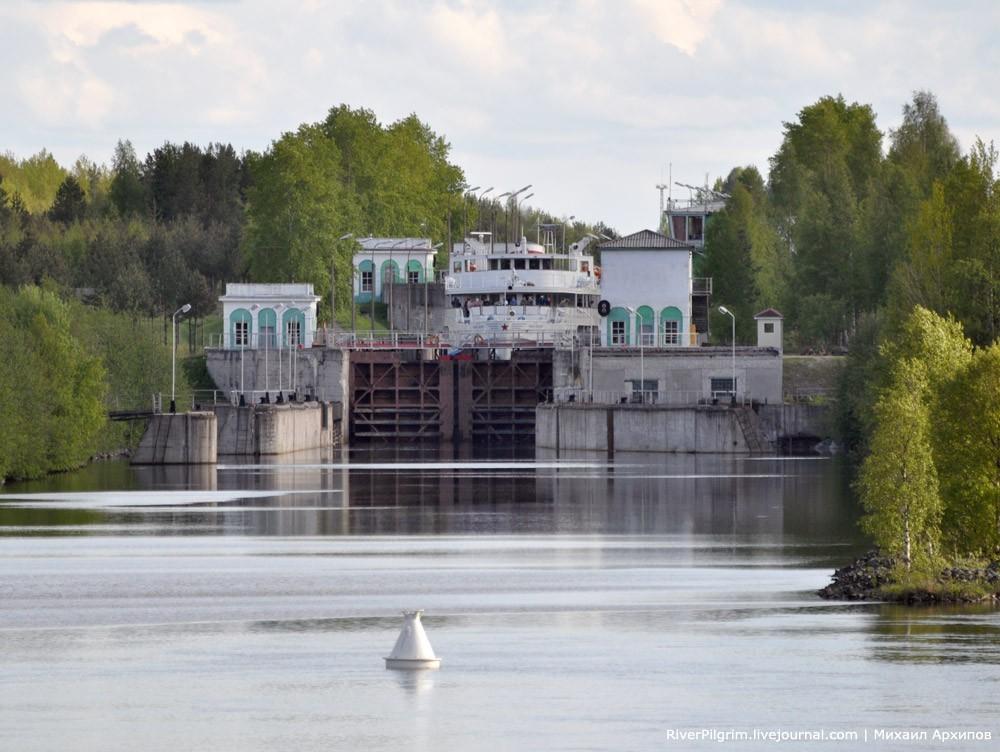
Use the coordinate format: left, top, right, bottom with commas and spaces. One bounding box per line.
2, 0, 999, 231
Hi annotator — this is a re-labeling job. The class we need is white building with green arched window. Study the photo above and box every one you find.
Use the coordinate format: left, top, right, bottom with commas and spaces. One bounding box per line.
219, 283, 321, 349
353, 238, 438, 303
598, 230, 694, 347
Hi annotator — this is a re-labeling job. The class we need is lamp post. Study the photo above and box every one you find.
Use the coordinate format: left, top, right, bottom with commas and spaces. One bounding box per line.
494, 192, 511, 250
719, 305, 736, 404
624, 305, 645, 403
171, 303, 191, 413
462, 185, 480, 240
425, 241, 443, 334
507, 184, 532, 245
331, 232, 353, 336
476, 187, 493, 232
514, 190, 534, 242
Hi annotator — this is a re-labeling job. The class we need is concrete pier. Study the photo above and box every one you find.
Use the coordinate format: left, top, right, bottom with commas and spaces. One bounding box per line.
131, 412, 218, 465
536, 402, 833, 454
215, 401, 340, 456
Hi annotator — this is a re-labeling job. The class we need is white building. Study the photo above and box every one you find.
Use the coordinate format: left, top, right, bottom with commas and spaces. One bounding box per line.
219, 283, 321, 349
354, 238, 438, 304
598, 230, 695, 347
755, 308, 784, 352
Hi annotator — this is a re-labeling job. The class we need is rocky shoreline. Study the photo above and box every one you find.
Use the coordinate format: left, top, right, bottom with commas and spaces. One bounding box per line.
819, 550, 1000, 604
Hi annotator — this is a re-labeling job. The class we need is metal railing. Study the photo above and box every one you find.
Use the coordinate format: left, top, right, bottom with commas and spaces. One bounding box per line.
553, 388, 757, 406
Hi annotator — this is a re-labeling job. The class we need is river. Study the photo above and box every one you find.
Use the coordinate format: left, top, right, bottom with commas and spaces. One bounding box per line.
1, 449, 998, 751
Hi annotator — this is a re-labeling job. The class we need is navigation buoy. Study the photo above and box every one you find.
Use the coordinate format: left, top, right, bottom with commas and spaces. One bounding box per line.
385, 610, 441, 670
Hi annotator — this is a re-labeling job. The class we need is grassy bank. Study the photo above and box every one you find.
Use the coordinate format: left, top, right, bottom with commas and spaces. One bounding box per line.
819, 551, 1000, 604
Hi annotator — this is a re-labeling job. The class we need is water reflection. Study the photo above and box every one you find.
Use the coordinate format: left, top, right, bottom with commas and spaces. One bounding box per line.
869, 604, 1000, 665
0, 447, 862, 549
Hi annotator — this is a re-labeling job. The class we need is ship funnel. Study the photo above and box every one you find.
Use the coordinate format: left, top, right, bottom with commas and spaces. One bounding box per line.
384, 610, 441, 670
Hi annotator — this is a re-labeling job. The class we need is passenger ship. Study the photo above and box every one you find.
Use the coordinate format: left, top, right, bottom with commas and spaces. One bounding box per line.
443, 225, 600, 346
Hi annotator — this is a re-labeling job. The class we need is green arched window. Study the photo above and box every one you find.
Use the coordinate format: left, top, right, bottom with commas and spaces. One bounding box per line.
406, 259, 424, 284
637, 305, 654, 346
282, 308, 306, 347
258, 308, 277, 349
659, 306, 683, 346
230, 308, 251, 349
607, 307, 630, 346
357, 259, 374, 303
380, 259, 402, 286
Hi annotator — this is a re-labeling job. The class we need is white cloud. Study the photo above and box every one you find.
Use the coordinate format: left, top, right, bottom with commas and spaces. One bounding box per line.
2, 0, 1000, 231
631, 0, 723, 55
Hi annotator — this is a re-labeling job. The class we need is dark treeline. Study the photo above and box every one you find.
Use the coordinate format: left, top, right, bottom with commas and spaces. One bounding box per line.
0, 140, 246, 320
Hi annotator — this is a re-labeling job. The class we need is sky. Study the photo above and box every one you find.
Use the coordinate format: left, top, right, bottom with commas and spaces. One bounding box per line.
2, 0, 1000, 232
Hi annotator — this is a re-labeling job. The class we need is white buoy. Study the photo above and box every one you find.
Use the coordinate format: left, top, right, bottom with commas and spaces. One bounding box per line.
385, 610, 441, 670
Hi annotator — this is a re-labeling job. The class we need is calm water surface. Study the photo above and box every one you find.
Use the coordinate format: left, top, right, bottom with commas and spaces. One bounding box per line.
1, 449, 998, 751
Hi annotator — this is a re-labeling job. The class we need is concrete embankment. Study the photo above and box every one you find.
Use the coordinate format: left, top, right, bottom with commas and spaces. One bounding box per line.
132, 401, 341, 464
131, 412, 218, 465
215, 401, 340, 456
536, 402, 834, 453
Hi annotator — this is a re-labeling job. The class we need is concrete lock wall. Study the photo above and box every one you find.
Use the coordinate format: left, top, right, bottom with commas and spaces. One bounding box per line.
216, 401, 338, 456
537, 404, 751, 453
132, 412, 217, 465
553, 347, 783, 404
206, 347, 349, 404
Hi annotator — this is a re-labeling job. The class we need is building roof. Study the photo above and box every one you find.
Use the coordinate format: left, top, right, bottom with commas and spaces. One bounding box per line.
599, 229, 693, 251
220, 283, 320, 302
754, 308, 784, 319
357, 237, 436, 252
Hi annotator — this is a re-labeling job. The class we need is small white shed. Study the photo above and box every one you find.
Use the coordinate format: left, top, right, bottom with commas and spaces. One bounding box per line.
754, 308, 784, 352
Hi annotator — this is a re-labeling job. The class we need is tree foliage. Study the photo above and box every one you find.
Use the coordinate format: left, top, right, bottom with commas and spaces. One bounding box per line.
0, 286, 107, 480
858, 306, 998, 564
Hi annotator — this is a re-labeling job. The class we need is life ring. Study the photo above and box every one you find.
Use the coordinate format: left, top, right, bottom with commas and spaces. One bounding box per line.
473, 334, 486, 346
426, 334, 440, 346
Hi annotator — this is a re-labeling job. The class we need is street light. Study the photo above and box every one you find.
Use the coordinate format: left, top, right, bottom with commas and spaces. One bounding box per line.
425, 241, 443, 334
624, 305, 645, 403
170, 303, 192, 413
507, 184, 532, 244
331, 232, 354, 334
495, 191, 511, 250
719, 305, 736, 404
515, 192, 534, 242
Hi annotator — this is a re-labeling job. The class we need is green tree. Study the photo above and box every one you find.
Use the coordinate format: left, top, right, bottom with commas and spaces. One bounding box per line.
109, 139, 147, 218
858, 358, 941, 570
244, 123, 350, 311
703, 166, 786, 342
769, 95, 883, 345
935, 345, 1000, 554
49, 176, 88, 224
0, 286, 107, 480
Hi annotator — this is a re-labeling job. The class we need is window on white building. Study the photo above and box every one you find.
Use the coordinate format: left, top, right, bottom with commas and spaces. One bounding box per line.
764, 322, 774, 333
408, 270, 420, 285
611, 320, 626, 345
286, 320, 302, 346
260, 325, 276, 349
234, 320, 249, 347
361, 270, 373, 292
640, 320, 654, 346
661, 320, 680, 346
